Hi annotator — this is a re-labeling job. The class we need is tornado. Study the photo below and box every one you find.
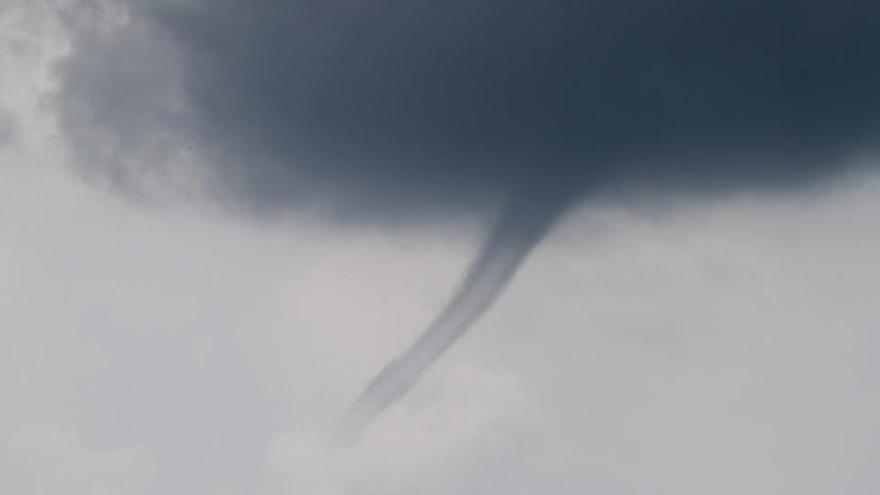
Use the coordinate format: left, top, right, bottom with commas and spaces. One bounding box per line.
58, 0, 880, 448
333, 187, 574, 446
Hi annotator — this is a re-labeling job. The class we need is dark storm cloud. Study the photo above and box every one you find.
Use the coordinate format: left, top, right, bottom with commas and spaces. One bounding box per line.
57, 0, 880, 219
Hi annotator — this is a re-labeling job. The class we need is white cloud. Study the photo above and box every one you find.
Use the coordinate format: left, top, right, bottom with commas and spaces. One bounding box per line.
258, 364, 538, 495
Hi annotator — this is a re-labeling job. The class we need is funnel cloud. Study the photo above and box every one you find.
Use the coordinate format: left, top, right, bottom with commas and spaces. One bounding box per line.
334, 189, 574, 444
54, 0, 880, 442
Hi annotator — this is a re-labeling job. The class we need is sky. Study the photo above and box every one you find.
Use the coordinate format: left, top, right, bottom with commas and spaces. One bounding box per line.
2, 1, 880, 494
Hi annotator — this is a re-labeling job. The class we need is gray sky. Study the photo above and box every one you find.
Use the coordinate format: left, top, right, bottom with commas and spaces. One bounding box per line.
3, 1, 880, 494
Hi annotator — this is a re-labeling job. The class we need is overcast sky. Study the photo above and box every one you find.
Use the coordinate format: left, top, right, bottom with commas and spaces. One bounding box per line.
3, 1, 880, 494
